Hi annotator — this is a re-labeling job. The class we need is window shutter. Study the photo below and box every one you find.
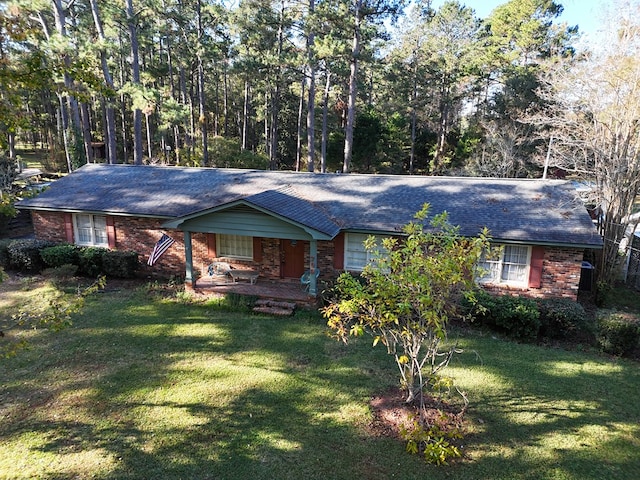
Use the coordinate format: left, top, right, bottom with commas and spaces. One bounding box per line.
64, 213, 74, 243
253, 237, 263, 262
106, 217, 116, 248
207, 233, 217, 258
528, 246, 545, 288
333, 233, 344, 270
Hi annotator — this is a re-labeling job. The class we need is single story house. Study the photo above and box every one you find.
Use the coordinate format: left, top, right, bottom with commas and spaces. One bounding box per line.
16, 164, 603, 300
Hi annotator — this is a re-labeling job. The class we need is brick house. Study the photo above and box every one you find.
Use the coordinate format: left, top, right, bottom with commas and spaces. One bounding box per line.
16, 164, 602, 300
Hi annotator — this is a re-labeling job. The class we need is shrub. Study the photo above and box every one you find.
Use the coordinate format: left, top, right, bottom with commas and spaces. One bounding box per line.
462, 289, 540, 341
493, 295, 540, 341
596, 311, 640, 356
0, 238, 12, 267
7, 239, 55, 272
538, 298, 589, 339
40, 244, 80, 268
102, 250, 139, 278
460, 288, 499, 324
78, 247, 107, 277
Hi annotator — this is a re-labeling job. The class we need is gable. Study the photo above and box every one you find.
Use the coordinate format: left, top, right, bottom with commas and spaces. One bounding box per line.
170, 204, 324, 240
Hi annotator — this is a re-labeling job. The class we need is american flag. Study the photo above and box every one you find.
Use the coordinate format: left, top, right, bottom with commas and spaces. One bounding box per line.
147, 233, 175, 266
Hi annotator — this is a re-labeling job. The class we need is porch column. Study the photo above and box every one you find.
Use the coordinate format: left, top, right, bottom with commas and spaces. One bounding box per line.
184, 230, 194, 286
309, 239, 318, 296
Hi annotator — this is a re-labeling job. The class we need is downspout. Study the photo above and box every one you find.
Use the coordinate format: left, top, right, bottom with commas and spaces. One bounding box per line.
309, 239, 318, 296
184, 231, 194, 287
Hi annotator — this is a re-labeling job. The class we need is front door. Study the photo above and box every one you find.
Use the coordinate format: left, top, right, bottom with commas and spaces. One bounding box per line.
281, 240, 306, 279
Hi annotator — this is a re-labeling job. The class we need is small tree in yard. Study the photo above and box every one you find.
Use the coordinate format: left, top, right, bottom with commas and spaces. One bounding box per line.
324, 205, 489, 410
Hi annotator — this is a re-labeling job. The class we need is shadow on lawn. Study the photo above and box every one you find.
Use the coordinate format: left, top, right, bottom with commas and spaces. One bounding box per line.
449, 334, 640, 479
2, 287, 640, 480
1, 290, 413, 479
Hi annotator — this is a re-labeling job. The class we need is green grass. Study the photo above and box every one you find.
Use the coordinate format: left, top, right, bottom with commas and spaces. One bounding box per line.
1, 279, 639, 479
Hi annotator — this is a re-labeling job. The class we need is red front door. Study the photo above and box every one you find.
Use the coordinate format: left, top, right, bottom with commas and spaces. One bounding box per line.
281, 240, 306, 279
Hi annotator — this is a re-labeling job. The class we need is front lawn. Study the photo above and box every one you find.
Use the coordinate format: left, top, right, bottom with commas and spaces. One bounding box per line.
1, 277, 639, 479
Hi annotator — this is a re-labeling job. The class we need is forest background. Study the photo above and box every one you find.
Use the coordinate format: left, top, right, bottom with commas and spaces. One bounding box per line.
2, 0, 640, 285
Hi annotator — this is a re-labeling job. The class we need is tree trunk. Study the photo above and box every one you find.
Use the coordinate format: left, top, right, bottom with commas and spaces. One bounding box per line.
126, 0, 144, 165
296, 75, 305, 171
306, 0, 316, 172
269, 0, 286, 170
197, 0, 209, 166
80, 102, 94, 163
89, 0, 117, 164
321, 70, 331, 174
242, 78, 250, 151
410, 66, 417, 175
51, 0, 84, 170
343, 0, 362, 173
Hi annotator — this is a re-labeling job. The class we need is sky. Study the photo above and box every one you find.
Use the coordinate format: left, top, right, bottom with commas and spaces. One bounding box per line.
431, 0, 613, 45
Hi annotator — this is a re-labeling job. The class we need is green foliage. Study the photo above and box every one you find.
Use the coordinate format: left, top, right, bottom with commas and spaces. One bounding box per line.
40, 244, 80, 268
0, 193, 18, 234
464, 289, 540, 341
324, 204, 490, 407
537, 298, 589, 339
77, 247, 107, 277
208, 136, 269, 169
0, 238, 12, 268
102, 250, 139, 278
596, 311, 640, 356
400, 416, 462, 465
6, 239, 55, 273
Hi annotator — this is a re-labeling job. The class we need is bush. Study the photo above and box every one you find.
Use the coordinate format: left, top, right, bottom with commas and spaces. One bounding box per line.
40, 244, 80, 268
78, 247, 107, 277
0, 238, 12, 267
7, 239, 55, 272
596, 311, 640, 356
538, 298, 589, 339
493, 296, 540, 341
102, 250, 139, 278
462, 289, 540, 341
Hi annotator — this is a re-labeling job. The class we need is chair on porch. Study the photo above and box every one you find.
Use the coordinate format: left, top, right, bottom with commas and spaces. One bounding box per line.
206, 261, 233, 284
300, 268, 320, 292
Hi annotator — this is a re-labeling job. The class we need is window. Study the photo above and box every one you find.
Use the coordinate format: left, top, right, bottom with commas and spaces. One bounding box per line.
478, 244, 530, 286
73, 214, 108, 246
344, 233, 390, 271
217, 234, 253, 260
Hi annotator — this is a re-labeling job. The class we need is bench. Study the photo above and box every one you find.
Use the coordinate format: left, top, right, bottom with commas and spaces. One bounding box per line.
229, 268, 259, 285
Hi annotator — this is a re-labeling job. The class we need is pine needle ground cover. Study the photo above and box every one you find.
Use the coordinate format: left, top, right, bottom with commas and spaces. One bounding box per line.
1, 278, 639, 480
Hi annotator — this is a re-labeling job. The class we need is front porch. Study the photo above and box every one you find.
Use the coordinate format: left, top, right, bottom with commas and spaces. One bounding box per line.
192, 275, 318, 307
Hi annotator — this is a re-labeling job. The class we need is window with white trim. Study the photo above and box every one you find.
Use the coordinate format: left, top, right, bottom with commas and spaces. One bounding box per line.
344, 233, 390, 271
478, 244, 531, 286
73, 214, 108, 246
217, 234, 253, 260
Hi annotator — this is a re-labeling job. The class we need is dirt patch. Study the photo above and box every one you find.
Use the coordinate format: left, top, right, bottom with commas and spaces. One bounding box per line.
366, 387, 466, 442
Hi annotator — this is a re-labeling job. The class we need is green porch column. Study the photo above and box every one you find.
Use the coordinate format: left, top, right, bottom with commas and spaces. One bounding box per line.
184, 230, 194, 286
309, 239, 318, 296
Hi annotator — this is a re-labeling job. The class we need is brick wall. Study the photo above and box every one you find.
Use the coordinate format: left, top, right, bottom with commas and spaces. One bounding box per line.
30, 210, 584, 299
32, 211, 69, 243
482, 246, 583, 300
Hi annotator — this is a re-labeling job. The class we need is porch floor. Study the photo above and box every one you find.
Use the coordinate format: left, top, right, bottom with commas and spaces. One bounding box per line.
192, 276, 317, 306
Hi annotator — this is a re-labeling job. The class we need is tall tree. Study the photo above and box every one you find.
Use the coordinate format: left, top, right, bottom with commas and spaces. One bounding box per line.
125, 0, 143, 165
531, 3, 640, 287
88, 0, 117, 164
342, 0, 403, 173
475, 0, 578, 176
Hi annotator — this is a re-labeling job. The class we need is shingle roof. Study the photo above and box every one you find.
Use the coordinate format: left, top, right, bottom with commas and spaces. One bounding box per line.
16, 164, 603, 248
